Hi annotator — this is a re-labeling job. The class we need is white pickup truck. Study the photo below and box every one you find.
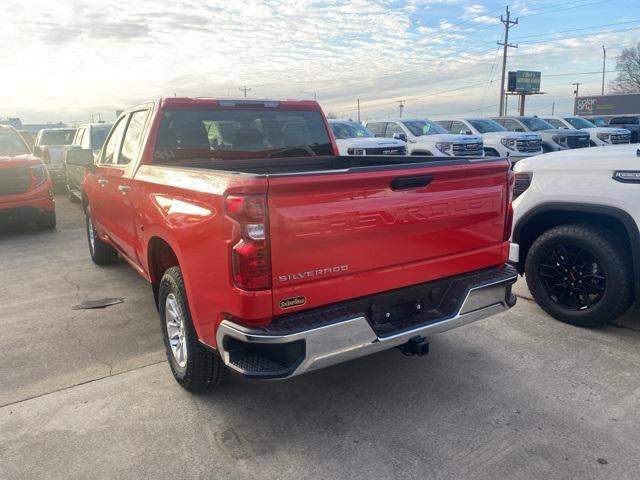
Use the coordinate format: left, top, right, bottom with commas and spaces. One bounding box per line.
511, 144, 640, 326
436, 118, 542, 160
491, 116, 590, 153
364, 118, 483, 157
328, 119, 406, 155
33, 128, 76, 186
543, 116, 631, 147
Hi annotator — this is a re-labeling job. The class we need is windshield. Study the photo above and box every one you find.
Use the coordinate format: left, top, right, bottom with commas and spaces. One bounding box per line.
330, 121, 374, 139
521, 117, 555, 131
40, 129, 76, 146
91, 125, 112, 149
590, 117, 609, 126
0, 129, 30, 155
565, 117, 595, 129
402, 119, 447, 136
468, 119, 506, 133
154, 108, 333, 161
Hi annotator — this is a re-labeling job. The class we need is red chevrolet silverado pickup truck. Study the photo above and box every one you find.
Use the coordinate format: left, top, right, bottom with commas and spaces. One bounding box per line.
73, 98, 517, 392
0, 125, 56, 229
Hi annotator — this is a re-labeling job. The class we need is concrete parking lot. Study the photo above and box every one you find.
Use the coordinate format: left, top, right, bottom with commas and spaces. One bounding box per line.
1, 196, 639, 480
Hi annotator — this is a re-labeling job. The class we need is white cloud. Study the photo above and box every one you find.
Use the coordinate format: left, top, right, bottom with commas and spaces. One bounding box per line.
0, 0, 636, 123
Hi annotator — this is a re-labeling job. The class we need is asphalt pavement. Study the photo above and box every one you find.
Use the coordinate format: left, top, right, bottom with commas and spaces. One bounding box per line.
1, 195, 639, 480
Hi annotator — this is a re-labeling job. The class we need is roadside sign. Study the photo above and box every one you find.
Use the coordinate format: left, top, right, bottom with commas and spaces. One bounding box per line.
574, 93, 640, 116
508, 71, 541, 93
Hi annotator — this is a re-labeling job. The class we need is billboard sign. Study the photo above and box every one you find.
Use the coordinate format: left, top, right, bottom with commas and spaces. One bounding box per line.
508, 71, 541, 93
574, 93, 640, 116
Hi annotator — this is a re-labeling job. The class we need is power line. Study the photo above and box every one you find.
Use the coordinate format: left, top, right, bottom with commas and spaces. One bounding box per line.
238, 86, 252, 98
517, 0, 614, 19
513, 18, 640, 40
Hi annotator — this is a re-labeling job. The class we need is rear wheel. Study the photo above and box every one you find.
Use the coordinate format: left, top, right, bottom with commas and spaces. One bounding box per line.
525, 224, 633, 326
85, 206, 118, 265
159, 266, 225, 392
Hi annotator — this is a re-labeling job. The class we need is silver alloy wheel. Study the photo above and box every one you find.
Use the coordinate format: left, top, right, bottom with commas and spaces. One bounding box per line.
87, 213, 96, 254
165, 293, 188, 368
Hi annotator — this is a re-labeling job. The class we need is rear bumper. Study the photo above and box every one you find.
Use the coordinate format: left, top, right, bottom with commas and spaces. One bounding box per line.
216, 264, 517, 379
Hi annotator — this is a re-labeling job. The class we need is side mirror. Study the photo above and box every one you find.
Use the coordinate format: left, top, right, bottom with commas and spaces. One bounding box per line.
460, 130, 473, 135
392, 132, 407, 142
65, 148, 94, 167
32, 145, 42, 157
515, 127, 525, 132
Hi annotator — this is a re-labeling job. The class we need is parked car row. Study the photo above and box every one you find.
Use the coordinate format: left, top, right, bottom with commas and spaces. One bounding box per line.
330, 114, 632, 164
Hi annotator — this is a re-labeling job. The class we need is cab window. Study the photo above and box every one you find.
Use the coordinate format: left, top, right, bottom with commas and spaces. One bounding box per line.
100, 117, 127, 165
384, 123, 405, 137
119, 110, 149, 165
365, 122, 386, 137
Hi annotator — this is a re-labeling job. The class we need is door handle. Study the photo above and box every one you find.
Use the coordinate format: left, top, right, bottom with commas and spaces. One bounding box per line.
118, 185, 131, 194
98, 179, 108, 187
390, 175, 433, 191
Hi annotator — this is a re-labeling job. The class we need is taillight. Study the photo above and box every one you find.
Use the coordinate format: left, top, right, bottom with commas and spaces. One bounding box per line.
42, 149, 50, 164
504, 170, 515, 241
513, 172, 533, 200
225, 194, 271, 290
30, 164, 47, 187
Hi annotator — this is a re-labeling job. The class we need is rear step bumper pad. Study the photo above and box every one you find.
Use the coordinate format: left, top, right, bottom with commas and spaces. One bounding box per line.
216, 265, 517, 379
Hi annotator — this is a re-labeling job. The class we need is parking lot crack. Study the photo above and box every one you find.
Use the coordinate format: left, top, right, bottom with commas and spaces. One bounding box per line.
64, 311, 114, 376
63, 273, 82, 303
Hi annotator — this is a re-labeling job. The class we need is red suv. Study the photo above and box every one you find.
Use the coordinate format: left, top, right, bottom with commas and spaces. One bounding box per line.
0, 125, 56, 229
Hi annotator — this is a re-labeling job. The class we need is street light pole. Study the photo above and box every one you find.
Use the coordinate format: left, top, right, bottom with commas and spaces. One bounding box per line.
601, 45, 606, 96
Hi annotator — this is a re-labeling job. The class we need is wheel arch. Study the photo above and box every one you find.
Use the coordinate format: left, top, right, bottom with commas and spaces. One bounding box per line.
147, 236, 181, 308
513, 203, 640, 306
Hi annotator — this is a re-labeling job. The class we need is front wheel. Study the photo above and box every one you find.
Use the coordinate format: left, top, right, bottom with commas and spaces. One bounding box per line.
159, 266, 225, 393
85, 206, 118, 265
525, 224, 633, 326
37, 211, 56, 230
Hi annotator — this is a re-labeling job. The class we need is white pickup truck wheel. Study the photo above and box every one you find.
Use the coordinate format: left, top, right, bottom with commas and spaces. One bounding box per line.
525, 224, 633, 326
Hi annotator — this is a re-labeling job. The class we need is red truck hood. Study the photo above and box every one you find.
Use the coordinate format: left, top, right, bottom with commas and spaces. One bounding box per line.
0, 154, 42, 168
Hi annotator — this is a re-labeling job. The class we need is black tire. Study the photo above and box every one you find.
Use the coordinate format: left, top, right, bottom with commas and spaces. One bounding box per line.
68, 188, 81, 203
37, 211, 56, 230
85, 206, 118, 265
484, 148, 501, 157
159, 266, 225, 393
525, 223, 633, 327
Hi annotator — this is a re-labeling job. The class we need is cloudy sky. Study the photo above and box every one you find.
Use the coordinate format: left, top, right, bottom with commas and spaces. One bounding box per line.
1, 0, 639, 124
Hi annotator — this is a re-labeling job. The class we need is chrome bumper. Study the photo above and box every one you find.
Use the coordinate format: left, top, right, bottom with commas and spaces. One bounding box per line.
216, 266, 517, 379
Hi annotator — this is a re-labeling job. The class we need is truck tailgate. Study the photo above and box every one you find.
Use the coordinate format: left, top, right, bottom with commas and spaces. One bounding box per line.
267, 159, 510, 314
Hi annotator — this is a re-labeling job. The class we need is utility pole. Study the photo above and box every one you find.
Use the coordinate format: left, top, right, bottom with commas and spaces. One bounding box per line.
239, 86, 252, 98
398, 100, 405, 118
357, 98, 361, 123
601, 45, 606, 95
498, 6, 518, 117
572, 82, 582, 98
552, 102, 555, 115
